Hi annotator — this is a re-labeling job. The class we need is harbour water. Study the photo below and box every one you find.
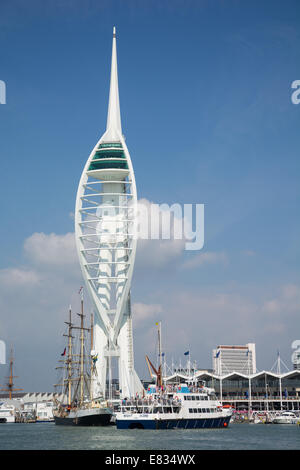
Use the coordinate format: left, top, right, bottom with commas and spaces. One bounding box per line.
0, 423, 299, 450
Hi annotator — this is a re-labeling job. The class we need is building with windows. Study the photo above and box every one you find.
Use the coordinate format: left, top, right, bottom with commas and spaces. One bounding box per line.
292, 350, 300, 370
162, 369, 300, 412
212, 344, 256, 376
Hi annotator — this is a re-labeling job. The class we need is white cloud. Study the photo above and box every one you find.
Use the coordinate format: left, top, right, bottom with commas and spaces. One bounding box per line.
133, 282, 300, 376
0, 268, 40, 287
137, 198, 187, 240
262, 284, 300, 318
23, 199, 191, 275
132, 303, 163, 326
24, 232, 77, 267
182, 251, 228, 269
242, 250, 256, 257
135, 198, 187, 269
0, 231, 83, 390
136, 238, 185, 269
282, 284, 300, 300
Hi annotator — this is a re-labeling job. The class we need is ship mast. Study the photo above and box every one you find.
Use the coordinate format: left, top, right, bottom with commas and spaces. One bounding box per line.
0, 347, 23, 400
63, 306, 73, 407
72, 288, 90, 406
157, 321, 162, 390
79, 291, 85, 405
90, 312, 94, 402
145, 322, 163, 390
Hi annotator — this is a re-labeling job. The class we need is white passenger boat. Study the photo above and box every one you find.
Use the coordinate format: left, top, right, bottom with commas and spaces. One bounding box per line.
0, 403, 15, 423
116, 383, 232, 430
36, 402, 54, 422
273, 411, 299, 424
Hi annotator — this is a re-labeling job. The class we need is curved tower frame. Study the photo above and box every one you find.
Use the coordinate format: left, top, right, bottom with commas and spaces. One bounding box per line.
75, 28, 143, 399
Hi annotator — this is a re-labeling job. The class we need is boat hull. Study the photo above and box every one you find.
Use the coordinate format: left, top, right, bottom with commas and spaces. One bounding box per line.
54, 408, 112, 426
0, 416, 15, 423
0, 417, 15, 423
273, 418, 299, 424
117, 416, 231, 430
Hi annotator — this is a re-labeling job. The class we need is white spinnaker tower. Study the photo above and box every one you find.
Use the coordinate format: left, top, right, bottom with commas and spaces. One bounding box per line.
75, 28, 143, 399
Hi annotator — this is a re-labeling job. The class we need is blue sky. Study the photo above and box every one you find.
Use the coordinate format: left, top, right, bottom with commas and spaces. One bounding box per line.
0, 0, 300, 390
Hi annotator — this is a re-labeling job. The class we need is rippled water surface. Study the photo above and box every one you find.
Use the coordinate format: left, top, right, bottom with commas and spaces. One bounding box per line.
0, 422, 299, 450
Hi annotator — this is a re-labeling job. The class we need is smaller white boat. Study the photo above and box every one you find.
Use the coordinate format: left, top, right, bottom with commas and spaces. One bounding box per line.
36, 402, 54, 422
273, 411, 299, 424
0, 403, 15, 423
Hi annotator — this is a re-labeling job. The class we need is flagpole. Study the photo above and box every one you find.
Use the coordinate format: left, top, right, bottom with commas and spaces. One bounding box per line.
183, 350, 191, 382
156, 321, 162, 392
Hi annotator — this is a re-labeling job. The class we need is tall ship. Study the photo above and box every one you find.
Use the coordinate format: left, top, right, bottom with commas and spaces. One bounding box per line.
53, 291, 112, 426
0, 347, 23, 423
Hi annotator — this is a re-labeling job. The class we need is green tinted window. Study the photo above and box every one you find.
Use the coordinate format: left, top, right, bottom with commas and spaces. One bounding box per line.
88, 160, 128, 171
93, 150, 125, 160
98, 142, 122, 149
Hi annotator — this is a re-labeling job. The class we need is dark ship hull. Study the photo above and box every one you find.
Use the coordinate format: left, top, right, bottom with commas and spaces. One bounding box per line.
54, 407, 112, 426
117, 415, 231, 430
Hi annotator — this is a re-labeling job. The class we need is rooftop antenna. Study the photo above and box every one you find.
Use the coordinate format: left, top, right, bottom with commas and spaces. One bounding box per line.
271, 350, 290, 373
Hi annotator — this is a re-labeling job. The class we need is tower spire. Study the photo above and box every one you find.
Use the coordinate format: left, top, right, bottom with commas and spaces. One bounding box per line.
105, 26, 122, 141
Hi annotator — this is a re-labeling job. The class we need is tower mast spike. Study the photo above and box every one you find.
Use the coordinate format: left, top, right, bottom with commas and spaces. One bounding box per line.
105, 26, 122, 141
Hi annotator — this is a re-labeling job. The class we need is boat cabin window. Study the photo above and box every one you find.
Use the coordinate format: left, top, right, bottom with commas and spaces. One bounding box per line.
189, 408, 201, 414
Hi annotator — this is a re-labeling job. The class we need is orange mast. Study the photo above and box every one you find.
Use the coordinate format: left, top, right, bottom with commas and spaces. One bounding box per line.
145, 355, 162, 389
0, 347, 23, 399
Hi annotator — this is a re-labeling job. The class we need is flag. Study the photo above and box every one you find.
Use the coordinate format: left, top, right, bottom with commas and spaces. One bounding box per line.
91, 353, 98, 364
216, 351, 220, 358
184, 351, 189, 356
61, 348, 66, 356
78, 286, 83, 294
161, 352, 165, 357
246, 350, 249, 356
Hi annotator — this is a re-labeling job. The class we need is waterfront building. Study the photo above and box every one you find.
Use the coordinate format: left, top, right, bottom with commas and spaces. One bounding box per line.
212, 343, 256, 375
292, 350, 300, 370
163, 369, 300, 412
